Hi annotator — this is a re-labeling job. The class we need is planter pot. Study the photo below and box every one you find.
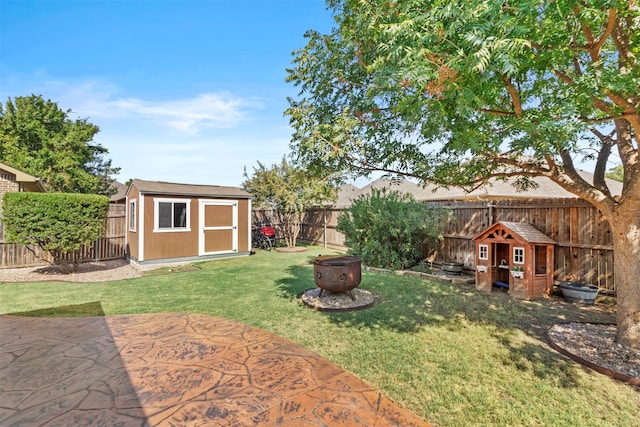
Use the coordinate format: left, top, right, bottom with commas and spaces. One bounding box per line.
559, 282, 599, 305
510, 270, 524, 279
442, 261, 463, 275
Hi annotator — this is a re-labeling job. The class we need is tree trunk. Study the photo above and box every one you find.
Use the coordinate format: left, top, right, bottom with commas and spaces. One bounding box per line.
275, 210, 302, 248
609, 204, 640, 349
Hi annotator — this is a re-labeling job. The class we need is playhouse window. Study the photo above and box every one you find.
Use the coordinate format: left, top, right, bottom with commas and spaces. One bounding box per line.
129, 199, 136, 231
154, 199, 190, 231
479, 244, 489, 260
513, 247, 525, 264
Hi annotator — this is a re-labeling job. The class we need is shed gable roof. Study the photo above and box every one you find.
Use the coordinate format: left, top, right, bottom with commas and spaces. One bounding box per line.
474, 221, 556, 244
128, 179, 251, 199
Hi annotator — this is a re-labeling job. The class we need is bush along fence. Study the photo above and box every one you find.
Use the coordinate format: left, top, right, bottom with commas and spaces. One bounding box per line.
297, 198, 617, 295
0, 204, 126, 269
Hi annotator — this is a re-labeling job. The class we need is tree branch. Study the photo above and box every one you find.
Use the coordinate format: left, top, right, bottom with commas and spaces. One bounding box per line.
614, 119, 638, 187
612, 11, 639, 71
591, 9, 617, 60
479, 108, 516, 117
591, 127, 615, 197
502, 76, 523, 117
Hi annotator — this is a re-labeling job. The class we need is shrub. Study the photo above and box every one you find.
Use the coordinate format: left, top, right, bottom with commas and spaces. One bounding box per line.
2, 192, 110, 271
337, 188, 450, 269
410, 261, 433, 274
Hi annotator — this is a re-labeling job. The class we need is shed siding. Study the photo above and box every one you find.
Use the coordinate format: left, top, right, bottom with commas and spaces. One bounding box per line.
143, 196, 199, 261
126, 186, 140, 261
238, 199, 250, 253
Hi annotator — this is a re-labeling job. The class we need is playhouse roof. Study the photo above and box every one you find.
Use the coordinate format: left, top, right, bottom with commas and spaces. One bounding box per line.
474, 221, 556, 245
128, 179, 251, 199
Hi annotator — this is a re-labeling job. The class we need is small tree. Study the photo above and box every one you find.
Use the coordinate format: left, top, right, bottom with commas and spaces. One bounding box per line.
337, 188, 449, 270
2, 192, 110, 271
242, 158, 337, 247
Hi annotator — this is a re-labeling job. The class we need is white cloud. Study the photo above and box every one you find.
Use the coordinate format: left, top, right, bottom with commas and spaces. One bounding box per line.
100, 93, 262, 134
1, 72, 291, 187
1, 72, 263, 134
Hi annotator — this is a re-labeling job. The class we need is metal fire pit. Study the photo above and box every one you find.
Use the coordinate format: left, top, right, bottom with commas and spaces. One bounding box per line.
314, 255, 362, 300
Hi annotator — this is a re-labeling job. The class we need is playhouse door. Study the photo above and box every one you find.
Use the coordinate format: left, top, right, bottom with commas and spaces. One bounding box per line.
199, 200, 238, 256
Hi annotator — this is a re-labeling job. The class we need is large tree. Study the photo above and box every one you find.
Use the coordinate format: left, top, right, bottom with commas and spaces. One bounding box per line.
286, 1, 639, 347
0, 95, 119, 194
242, 158, 337, 247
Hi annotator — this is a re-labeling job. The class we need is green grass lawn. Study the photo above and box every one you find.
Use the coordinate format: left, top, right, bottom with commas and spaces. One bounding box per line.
1, 247, 638, 426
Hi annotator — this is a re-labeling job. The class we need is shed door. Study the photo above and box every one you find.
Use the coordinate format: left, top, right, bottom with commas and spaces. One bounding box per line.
199, 200, 238, 256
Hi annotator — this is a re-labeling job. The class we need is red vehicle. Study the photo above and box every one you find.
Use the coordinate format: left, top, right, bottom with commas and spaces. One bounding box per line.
252, 225, 276, 251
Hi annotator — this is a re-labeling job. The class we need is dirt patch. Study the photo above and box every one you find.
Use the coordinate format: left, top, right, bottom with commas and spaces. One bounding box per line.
275, 246, 308, 253
0, 259, 142, 283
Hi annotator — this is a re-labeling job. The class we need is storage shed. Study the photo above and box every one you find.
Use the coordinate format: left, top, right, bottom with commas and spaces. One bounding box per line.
474, 222, 555, 300
126, 180, 252, 266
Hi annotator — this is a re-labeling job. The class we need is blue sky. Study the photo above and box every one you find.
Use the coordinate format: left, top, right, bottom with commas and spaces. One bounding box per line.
1, 0, 334, 186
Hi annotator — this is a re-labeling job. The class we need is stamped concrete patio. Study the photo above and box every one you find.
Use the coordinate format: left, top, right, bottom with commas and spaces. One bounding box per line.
0, 313, 430, 426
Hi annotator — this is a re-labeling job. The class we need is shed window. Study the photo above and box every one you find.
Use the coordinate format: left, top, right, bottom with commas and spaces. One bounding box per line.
129, 199, 136, 231
154, 198, 190, 232
513, 247, 525, 264
478, 244, 488, 260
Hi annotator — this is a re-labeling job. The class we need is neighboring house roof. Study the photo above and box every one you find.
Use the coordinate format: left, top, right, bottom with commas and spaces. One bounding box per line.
334, 184, 360, 207
336, 170, 623, 206
413, 170, 623, 201
334, 178, 422, 207
359, 177, 422, 194
127, 179, 252, 199
109, 181, 128, 203
474, 221, 556, 244
0, 162, 46, 192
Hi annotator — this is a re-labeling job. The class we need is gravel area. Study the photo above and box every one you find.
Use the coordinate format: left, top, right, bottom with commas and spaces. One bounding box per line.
301, 287, 375, 311
0, 259, 142, 283
548, 322, 640, 385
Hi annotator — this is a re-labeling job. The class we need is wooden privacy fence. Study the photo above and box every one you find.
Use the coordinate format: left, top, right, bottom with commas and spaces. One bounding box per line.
252, 208, 347, 250
0, 204, 127, 269
296, 198, 617, 294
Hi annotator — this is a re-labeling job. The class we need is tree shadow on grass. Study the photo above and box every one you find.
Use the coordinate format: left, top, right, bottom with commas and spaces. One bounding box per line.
277, 264, 617, 388
7, 301, 105, 317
